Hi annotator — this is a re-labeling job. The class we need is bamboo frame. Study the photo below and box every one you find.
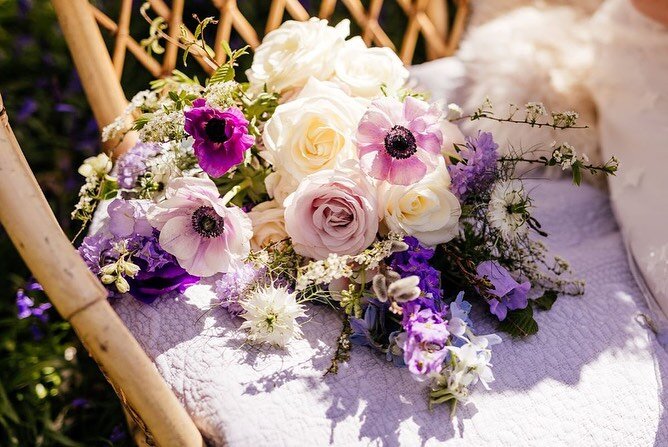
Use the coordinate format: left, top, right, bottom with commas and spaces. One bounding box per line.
0, 95, 203, 447
86, 0, 469, 90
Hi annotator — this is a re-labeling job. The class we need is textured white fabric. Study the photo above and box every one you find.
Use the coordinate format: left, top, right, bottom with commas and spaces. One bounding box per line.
112, 180, 668, 446
588, 0, 668, 320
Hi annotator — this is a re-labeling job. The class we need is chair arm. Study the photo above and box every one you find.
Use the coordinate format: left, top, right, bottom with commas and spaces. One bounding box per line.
0, 94, 203, 447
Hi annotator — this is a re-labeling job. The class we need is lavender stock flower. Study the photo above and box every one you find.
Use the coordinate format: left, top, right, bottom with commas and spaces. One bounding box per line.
115, 143, 161, 189
401, 306, 450, 376
214, 263, 267, 316
390, 236, 443, 310
448, 131, 499, 200
476, 260, 530, 320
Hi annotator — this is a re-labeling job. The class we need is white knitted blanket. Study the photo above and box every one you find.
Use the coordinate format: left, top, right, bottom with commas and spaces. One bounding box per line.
111, 180, 668, 446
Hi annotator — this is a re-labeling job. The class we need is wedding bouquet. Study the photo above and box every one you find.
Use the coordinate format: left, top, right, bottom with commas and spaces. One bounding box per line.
73, 15, 618, 413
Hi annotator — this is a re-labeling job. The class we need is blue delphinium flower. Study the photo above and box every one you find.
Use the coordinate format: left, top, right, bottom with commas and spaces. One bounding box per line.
448, 131, 499, 201
476, 260, 530, 320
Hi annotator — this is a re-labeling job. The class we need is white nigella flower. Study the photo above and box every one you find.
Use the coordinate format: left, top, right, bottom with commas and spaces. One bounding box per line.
487, 180, 529, 241
239, 285, 307, 347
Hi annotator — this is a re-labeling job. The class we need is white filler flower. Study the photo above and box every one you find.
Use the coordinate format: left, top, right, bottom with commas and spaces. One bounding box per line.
487, 179, 529, 241
240, 285, 307, 347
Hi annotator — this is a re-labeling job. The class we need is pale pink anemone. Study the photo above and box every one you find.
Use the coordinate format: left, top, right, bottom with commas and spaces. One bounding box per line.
356, 96, 443, 186
147, 177, 252, 277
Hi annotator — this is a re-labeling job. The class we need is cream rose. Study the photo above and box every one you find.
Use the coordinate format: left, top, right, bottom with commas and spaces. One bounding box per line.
334, 36, 409, 98
378, 160, 461, 246
248, 200, 288, 250
440, 119, 466, 162
262, 78, 367, 181
264, 170, 299, 206
246, 18, 349, 94
284, 164, 379, 260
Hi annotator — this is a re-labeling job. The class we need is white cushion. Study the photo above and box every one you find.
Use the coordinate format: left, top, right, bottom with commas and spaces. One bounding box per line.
112, 180, 668, 446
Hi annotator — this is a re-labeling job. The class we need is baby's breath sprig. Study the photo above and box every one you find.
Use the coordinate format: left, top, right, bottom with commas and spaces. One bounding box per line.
295, 233, 408, 291
500, 142, 619, 185
453, 98, 589, 130
71, 154, 118, 241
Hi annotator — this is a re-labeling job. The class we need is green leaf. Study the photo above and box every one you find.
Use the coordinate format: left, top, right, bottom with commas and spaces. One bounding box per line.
221, 40, 232, 59
572, 163, 582, 185
0, 381, 19, 425
209, 64, 235, 84
534, 290, 558, 311
497, 306, 538, 337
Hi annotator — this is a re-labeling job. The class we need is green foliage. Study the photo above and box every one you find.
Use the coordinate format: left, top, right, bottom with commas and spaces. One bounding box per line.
534, 290, 558, 311
497, 306, 539, 338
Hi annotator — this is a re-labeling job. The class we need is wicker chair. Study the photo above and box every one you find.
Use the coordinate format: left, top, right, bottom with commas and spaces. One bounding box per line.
0, 1, 469, 445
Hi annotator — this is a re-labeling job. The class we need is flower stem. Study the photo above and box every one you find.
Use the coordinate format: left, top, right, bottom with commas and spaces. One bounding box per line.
220, 177, 252, 206
452, 114, 588, 130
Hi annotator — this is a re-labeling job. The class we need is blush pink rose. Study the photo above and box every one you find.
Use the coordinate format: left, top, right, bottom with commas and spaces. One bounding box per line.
283, 165, 379, 259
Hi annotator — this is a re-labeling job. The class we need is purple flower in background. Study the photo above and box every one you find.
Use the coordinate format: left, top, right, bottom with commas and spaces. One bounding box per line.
115, 142, 161, 189
214, 263, 266, 316
476, 260, 530, 320
16, 98, 38, 123
109, 424, 127, 443
390, 236, 443, 310
184, 99, 254, 178
16, 280, 51, 323
401, 306, 450, 376
448, 131, 498, 200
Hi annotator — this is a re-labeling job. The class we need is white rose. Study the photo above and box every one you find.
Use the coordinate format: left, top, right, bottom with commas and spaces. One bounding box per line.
248, 200, 288, 250
247, 18, 350, 94
334, 36, 409, 98
262, 77, 367, 181
378, 160, 461, 245
264, 170, 299, 206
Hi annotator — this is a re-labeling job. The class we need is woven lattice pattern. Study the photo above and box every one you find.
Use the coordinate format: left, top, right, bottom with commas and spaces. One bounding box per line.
90, 0, 469, 80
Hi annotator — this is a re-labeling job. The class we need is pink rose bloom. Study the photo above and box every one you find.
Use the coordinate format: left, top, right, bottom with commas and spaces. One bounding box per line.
357, 96, 443, 185
148, 177, 252, 277
284, 165, 379, 259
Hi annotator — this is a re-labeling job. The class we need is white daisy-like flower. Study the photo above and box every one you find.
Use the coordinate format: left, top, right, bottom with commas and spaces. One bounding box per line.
487, 180, 529, 241
239, 285, 307, 347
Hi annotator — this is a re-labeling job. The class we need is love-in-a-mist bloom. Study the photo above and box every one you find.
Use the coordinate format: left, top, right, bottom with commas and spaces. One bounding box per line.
148, 177, 252, 277
184, 98, 254, 178
357, 96, 443, 185
240, 285, 307, 347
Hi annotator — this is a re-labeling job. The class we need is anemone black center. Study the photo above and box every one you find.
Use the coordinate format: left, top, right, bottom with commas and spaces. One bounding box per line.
191, 206, 225, 238
204, 118, 229, 143
384, 125, 417, 159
